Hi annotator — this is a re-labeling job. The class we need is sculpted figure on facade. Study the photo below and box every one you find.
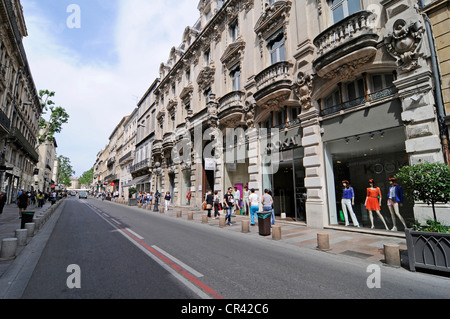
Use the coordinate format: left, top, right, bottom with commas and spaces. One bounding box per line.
243, 100, 255, 128
293, 72, 313, 111
384, 19, 424, 72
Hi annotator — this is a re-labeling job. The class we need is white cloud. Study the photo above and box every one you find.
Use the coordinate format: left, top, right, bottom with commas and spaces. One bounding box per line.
21, 0, 200, 176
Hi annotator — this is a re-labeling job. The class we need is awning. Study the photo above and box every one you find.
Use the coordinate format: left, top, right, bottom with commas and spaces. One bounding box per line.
123, 175, 150, 187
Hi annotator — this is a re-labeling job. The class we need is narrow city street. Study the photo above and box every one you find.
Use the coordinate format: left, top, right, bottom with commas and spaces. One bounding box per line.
20, 198, 450, 300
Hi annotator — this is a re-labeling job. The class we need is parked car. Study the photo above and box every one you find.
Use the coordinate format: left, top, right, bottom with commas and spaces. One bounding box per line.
70, 191, 76, 196
79, 191, 88, 199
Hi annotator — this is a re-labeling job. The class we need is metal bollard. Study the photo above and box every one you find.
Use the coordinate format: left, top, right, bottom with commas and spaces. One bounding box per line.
384, 243, 401, 267
272, 225, 281, 240
15, 229, 28, 246
241, 220, 250, 233
317, 232, 331, 251
0, 238, 18, 260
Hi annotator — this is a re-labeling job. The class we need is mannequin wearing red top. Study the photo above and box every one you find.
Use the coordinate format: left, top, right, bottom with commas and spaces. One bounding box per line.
364, 179, 388, 230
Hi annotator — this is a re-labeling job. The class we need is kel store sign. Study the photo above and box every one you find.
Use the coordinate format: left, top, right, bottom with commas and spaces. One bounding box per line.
264, 127, 302, 154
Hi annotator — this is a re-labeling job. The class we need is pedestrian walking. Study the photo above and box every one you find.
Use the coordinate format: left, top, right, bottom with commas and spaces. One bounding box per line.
17, 189, 29, 218
164, 191, 171, 211
224, 187, 234, 226
263, 189, 274, 226
36, 192, 42, 208
213, 190, 221, 219
248, 188, 259, 226
205, 190, 213, 218
0, 192, 6, 215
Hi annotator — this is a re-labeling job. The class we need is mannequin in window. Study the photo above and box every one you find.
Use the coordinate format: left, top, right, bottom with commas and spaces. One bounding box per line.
387, 177, 407, 231
364, 179, 388, 230
341, 180, 360, 227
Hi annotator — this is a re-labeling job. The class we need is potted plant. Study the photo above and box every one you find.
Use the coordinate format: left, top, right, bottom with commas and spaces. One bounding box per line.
128, 187, 138, 206
396, 162, 450, 273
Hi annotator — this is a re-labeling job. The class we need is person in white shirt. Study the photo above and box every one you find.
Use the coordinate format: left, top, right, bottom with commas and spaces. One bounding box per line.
248, 188, 259, 225
234, 187, 241, 214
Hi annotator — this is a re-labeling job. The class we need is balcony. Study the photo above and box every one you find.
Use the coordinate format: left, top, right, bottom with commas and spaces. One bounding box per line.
119, 151, 134, 164
152, 139, 163, 156
9, 128, 39, 163
320, 86, 398, 116
313, 10, 379, 80
254, 61, 293, 107
162, 132, 175, 151
218, 91, 246, 128
130, 159, 150, 175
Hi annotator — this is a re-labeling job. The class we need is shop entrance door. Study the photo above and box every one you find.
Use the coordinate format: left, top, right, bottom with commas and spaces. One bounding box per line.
264, 148, 306, 222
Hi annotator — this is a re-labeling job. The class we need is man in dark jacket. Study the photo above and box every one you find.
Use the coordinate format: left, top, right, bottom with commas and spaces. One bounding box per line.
17, 190, 29, 218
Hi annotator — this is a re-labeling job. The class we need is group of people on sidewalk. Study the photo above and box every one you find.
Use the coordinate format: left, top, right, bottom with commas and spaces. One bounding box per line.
0, 189, 58, 219
203, 187, 275, 227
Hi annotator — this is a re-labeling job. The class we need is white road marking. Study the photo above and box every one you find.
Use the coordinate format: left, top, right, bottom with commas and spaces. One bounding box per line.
125, 228, 144, 240
151, 245, 204, 278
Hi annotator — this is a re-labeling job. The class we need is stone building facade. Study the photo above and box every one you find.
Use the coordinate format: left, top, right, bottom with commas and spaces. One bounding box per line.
0, 0, 42, 203
99, 0, 450, 229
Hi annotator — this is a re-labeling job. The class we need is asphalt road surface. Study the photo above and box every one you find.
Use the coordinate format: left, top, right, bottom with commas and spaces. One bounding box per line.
20, 197, 450, 300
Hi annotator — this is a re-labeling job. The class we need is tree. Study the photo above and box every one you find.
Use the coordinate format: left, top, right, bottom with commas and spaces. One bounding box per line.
395, 162, 450, 221
79, 167, 94, 187
57, 155, 75, 187
38, 90, 70, 144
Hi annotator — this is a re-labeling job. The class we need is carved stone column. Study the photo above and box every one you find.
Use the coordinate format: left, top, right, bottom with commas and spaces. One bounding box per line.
299, 108, 328, 228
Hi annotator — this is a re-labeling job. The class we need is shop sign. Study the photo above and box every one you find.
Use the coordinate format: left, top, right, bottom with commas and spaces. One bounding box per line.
265, 132, 301, 153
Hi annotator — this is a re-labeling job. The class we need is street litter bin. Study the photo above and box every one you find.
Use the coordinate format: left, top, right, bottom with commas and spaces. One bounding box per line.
21, 211, 35, 229
257, 212, 272, 236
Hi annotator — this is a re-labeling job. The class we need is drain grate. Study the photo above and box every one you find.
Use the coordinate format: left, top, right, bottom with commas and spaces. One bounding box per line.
340, 250, 373, 259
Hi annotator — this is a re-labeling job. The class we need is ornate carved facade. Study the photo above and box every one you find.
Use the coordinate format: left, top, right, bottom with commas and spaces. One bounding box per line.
98, 0, 449, 229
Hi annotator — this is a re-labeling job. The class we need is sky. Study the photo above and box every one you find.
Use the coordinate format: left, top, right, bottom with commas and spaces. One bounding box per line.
21, 0, 200, 177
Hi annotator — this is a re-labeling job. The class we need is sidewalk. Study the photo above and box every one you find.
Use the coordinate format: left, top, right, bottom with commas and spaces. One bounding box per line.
126, 202, 408, 266
0, 200, 55, 276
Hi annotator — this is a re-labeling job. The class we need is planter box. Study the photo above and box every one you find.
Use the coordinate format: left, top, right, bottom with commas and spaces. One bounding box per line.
405, 228, 450, 273
128, 198, 138, 206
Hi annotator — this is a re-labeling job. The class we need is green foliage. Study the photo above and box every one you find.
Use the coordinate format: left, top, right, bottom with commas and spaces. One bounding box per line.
57, 155, 75, 187
395, 162, 450, 221
128, 187, 137, 199
38, 90, 69, 144
79, 167, 94, 186
412, 219, 450, 234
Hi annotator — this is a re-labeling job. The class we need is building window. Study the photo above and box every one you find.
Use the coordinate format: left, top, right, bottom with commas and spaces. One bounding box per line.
205, 9, 212, 21
371, 73, 394, 92
268, 30, 286, 64
230, 64, 241, 91
229, 18, 239, 42
186, 69, 191, 82
204, 88, 212, 103
330, 0, 361, 24
324, 89, 340, 110
204, 49, 211, 66
217, 0, 224, 9
346, 77, 365, 102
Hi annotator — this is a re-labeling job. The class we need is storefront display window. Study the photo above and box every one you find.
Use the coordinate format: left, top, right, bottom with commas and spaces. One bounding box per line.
325, 126, 414, 231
